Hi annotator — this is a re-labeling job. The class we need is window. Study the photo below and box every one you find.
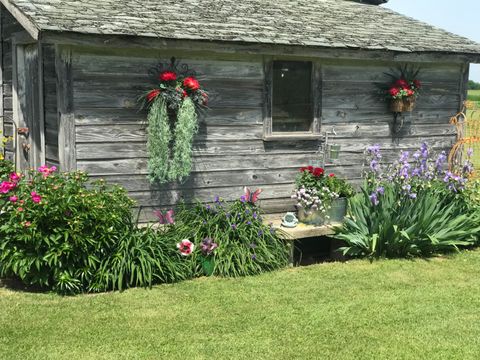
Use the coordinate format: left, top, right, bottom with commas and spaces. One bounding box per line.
264, 60, 319, 140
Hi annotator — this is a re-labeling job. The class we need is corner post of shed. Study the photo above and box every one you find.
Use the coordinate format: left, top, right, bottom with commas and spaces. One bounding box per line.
55, 45, 76, 172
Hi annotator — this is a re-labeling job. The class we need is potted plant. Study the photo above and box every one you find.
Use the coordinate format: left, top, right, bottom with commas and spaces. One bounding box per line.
291, 166, 355, 225
385, 66, 422, 113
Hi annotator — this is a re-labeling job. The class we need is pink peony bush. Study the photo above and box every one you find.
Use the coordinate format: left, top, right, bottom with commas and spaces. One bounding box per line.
0, 166, 136, 293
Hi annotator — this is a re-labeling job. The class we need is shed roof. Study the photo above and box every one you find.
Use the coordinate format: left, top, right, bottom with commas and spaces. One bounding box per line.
2, 0, 480, 55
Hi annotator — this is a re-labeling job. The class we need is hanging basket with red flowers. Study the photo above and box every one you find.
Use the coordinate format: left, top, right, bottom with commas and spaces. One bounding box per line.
140, 58, 208, 184
384, 65, 422, 113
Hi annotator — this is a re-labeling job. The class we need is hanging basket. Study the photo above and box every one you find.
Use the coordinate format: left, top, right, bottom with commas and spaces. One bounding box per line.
403, 97, 416, 112
389, 99, 404, 113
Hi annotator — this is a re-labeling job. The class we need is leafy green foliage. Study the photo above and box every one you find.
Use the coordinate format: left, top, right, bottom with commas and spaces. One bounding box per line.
468, 80, 480, 90
0, 130, 13, 179
0, 167, 192, 294
92, 227, 195, 292
336, 141, 480, 259
173, 197, 290, 277
0, 168, 135, 293
336, 184, 480, 258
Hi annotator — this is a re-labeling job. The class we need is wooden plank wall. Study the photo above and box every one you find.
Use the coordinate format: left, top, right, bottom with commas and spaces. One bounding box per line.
320, 61, 460, 177
70, 50, 461, 222
0, 7, 22, 162
43, 44, 59, 167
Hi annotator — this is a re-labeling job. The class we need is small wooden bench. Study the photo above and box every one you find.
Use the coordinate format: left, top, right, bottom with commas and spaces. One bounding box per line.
263, 215, 342, 265
262, 214, 338, 240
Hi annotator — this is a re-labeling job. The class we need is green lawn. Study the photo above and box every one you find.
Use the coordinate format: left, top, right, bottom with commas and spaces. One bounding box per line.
2, 250, 480, 360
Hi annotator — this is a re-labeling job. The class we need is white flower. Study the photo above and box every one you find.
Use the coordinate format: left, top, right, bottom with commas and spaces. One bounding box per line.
177, 239, 195, 256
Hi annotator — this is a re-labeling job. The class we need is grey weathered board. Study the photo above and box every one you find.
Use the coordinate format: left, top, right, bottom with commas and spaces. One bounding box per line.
1, 9, 23, 162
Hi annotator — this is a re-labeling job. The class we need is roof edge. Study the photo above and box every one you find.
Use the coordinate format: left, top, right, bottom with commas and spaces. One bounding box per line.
41, 30, 480, 64
0, 0, 39, 40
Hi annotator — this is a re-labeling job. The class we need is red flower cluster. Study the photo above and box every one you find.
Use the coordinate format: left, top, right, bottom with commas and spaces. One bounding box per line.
183, 76, 200, 91
145, 70, 207, 107
300, 166, 325, 177
159, 71, 177, 82
387, 77, 421, 100
146, 89, 161, 103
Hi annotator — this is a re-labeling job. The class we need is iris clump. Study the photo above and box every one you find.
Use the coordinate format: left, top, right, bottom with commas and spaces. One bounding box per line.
337, 143, 480, 258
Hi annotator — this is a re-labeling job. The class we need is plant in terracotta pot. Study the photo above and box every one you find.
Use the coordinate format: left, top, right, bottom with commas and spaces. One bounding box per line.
292, 166, 355, 225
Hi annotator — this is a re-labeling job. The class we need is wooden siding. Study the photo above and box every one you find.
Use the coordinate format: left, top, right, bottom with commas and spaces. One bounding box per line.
69, 50, 462, 221
1, 7, 58, 167
44, 44, 58, 167
1, 6, 22, 162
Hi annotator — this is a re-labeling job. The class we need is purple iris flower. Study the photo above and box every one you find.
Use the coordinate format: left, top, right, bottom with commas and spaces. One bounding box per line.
369, 193, 379, 206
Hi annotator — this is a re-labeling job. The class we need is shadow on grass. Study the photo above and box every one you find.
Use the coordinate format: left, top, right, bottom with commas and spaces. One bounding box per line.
0, 277, 49, 293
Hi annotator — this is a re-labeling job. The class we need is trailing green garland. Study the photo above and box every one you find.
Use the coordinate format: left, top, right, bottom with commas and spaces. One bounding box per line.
170, 97, 198, 182
142, 63, 207, 184
146, 97, 199, 184
146, 97, 171, 184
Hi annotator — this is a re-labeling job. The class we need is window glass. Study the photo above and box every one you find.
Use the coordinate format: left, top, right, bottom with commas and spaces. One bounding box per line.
272, 61, 313, 133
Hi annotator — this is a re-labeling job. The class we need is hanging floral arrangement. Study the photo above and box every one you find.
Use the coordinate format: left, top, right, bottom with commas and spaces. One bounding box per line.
141, 58, 208, 184
384, 65, 422, 113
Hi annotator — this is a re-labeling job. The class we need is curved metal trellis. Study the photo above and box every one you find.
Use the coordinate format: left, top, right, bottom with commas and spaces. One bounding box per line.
148, 57, 197, 80
449, 100, 480, 178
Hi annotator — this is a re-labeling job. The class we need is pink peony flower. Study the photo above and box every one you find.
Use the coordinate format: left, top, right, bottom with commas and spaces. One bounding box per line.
0, 181, 16, 194
9, 196, 18, 203
9, 172, 21, 182
177, 239, 195, 256
31, 191, 42, 203
37, 165, 56, 178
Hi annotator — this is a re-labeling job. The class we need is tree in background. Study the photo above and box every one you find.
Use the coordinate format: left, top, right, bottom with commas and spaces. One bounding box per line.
468, 80, 480, 90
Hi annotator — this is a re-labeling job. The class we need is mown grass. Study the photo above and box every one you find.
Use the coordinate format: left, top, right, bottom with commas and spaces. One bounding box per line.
2, 250, 480, 359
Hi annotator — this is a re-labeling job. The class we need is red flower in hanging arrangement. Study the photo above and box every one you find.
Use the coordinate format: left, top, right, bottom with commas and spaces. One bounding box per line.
183, 76, 200, 91
412, 79, 422, 89
394, 78, 409, 88
146, 89, 161, 102
388, 87, 400, 97
159, 71, 177, 82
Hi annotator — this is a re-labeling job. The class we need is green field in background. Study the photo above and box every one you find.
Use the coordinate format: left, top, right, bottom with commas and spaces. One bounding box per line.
466, 91, 480, 175
468, 89, 480, 102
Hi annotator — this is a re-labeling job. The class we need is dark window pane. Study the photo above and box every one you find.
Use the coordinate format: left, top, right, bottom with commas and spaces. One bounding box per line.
272, 61, 313, 133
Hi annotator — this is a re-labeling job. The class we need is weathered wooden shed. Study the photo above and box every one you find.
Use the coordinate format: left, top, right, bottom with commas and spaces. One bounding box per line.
1, 0, 480, 220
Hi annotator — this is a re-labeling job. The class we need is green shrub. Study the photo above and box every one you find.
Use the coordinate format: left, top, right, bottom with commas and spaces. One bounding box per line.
0, 166, 138, 293
173, 195, 290, 277
0, 166, 196, 294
